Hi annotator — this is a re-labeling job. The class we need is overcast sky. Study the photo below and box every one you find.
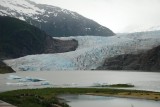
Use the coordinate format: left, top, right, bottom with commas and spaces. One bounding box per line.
32, 0, 160, 33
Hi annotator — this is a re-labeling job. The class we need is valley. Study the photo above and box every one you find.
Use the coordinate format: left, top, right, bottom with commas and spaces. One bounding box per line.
4, 31, 160, 71
0, 0, 160, 107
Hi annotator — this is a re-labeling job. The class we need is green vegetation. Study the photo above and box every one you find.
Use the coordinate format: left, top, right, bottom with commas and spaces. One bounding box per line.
93, 83, 134, 88
0, 16, 78, 59
0, 16, 50, 59
107, 84, 134, 88
0, 88, 160, 107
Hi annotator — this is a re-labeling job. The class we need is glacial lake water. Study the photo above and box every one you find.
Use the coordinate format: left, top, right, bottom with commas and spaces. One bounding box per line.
0, 71, 160, 92
1, 71, 160, 107
59, 94, 160, 107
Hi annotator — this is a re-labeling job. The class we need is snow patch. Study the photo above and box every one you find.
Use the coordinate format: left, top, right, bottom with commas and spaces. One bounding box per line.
19, 16, 25, 21
85, 28, 91, 31
0, 0, 81, 23
0, 0, 45, 17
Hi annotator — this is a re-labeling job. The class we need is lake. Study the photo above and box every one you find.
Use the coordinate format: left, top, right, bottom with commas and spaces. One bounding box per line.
59, 94, 160, 107
0, 71, 160, 92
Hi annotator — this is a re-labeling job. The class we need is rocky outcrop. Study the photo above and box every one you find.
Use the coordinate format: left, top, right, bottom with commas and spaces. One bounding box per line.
0, 60, 15, 73
138, 45, 160, 71
97, 45, 160, 71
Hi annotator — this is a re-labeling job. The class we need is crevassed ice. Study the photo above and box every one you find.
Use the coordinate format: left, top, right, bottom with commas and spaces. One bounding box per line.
4, 31, 160, 71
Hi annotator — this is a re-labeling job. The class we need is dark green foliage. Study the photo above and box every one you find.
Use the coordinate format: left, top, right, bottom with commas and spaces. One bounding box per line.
0, 16, 78, 59
0, 16, 49, 58
93, 84, 134, 88
0, 89, 69, 107
107, 84, 134, 88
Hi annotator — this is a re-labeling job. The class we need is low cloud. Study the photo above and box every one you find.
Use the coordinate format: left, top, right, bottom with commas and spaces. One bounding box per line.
32, 0, 160, 33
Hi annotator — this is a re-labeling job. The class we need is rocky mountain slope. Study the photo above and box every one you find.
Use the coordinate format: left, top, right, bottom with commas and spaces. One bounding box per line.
97, 45, 160, 71
0, 61, 15, 73
0, 16, 78, 59
4, 31, 160, 71
0, 0, 114, 37
0, 16, 78, 73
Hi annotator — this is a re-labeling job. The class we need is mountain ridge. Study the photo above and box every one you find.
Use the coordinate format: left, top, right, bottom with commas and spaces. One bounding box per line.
0, 16, 78, 59
0, 0, 114, 37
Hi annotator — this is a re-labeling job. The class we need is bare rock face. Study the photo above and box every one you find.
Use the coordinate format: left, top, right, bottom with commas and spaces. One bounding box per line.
138, 45, 160, 71
0, 60, 15, 73
97, 45, 160, 71
97, 54, 142, 70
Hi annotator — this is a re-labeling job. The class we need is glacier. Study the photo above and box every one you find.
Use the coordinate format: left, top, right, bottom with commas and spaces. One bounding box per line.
4, 30, 160, 71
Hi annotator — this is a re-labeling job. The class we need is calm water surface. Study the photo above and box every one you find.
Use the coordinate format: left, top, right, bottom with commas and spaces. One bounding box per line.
0, 71, 160, 92
59, 95, 160, 107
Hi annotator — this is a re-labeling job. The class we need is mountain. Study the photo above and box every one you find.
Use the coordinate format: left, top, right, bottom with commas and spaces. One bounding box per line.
0, 16, 78, 73
0, 16, 78, 59
4, 31, 160, 71
97, 45, 160, 71
0, 0, 114, 37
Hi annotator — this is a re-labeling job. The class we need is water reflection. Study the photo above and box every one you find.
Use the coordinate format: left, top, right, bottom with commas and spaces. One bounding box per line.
60, 95, 160, 107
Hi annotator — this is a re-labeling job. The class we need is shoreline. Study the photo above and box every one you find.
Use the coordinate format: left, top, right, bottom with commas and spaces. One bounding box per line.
0, 88, 160, 107
86, 92, 160, 101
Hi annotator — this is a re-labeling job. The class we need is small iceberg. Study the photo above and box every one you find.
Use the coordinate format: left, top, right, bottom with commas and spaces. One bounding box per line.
6, 75, 50, 87
25, 77, 46, 82
92, 82, 102, 87
41, 81, 50, 85
7, 75, 22, 80
19, 78, 30, 82
92, 82, 108, 87
18, 77, 46, 82
6, 82, 27, 86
